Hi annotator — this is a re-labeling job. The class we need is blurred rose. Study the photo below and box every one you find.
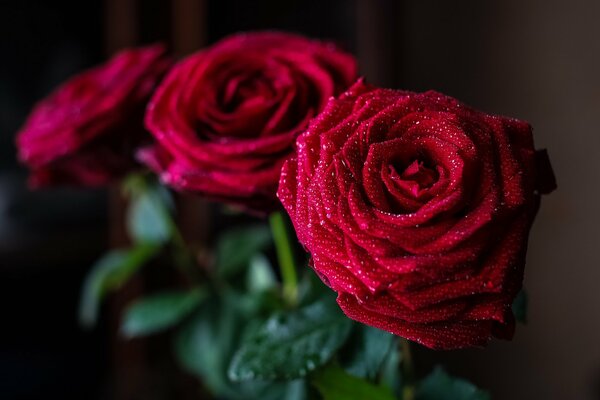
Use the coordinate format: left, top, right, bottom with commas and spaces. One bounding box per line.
16, 45, 171, 187
142, 32, 357, 212
278, 80, 556, 349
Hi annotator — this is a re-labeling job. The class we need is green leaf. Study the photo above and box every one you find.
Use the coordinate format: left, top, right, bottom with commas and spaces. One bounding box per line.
311, 365, 396, 400
380, 347, 403, 397
416, 367, 490, 400
246, 254, 277, 293
127, 182, 174, 245
284, 380, 308, 400
78, 244, 159, 328
174, 295, 240, 395
173, 289, 309, 400
121, 288, 207, 338
228, 296, 352, 381
512, 289, 528, 324
216, 225, 271, 278
341, 325, 396, 380
245, 380, 308, 400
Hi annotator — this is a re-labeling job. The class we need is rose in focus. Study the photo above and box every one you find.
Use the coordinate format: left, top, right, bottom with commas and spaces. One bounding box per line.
142, 32, 357, 212
16, 45, 171, 187
278, 80, 556, 349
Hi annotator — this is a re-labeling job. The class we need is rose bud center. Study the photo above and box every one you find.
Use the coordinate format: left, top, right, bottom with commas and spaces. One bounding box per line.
221, 72, 276, 113
389, 159, 439, 197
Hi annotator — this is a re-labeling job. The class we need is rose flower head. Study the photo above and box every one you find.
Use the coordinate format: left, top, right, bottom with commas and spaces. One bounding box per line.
141, 31, 358, 213
16, 45, 172, 187
278, 80, 556, 350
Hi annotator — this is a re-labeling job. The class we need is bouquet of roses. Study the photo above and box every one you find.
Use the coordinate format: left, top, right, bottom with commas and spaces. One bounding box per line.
16, 31, 555, 400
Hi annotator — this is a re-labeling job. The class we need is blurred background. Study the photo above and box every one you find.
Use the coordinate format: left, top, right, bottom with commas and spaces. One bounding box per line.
0, 0, 596, 399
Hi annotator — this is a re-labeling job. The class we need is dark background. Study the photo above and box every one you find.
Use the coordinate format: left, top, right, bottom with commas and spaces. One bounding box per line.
0, 0, 596, 399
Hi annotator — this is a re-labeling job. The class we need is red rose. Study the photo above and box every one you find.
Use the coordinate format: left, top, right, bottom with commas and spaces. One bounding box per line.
278, 80, 556, 349
142, 32, 357, 212
16, 45, 171, 187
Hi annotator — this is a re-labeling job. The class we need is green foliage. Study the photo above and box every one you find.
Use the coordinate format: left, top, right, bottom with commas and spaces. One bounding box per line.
173, 291, 304, 400
216, 225, 272, 278
168, 223, 286, 398
284, 380, 309, 400
416, 367, 490, 400
341, 324, 397, 380
121, 288, 207, 338
78, 200, 495, 400
296, 267, 331, 306
174, 294, 240, 396
126, 178, 174, 245
311, 364, 397, 400
79, 175, 176, 329
78, 243, 159, 328
246, 254, 277, 293
228, 295, 352, 381
380, 346, 403, 397
512, 289, 528, 324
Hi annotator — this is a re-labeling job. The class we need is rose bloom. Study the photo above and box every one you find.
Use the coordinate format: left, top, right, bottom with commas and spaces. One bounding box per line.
278, 80, 556, 349
16, 45, 171, 187
142, 31, 357, 212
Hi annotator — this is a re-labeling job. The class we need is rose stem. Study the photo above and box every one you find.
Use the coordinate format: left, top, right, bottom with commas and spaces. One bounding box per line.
269, 211, 298, 305
400, 338, 416, 400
